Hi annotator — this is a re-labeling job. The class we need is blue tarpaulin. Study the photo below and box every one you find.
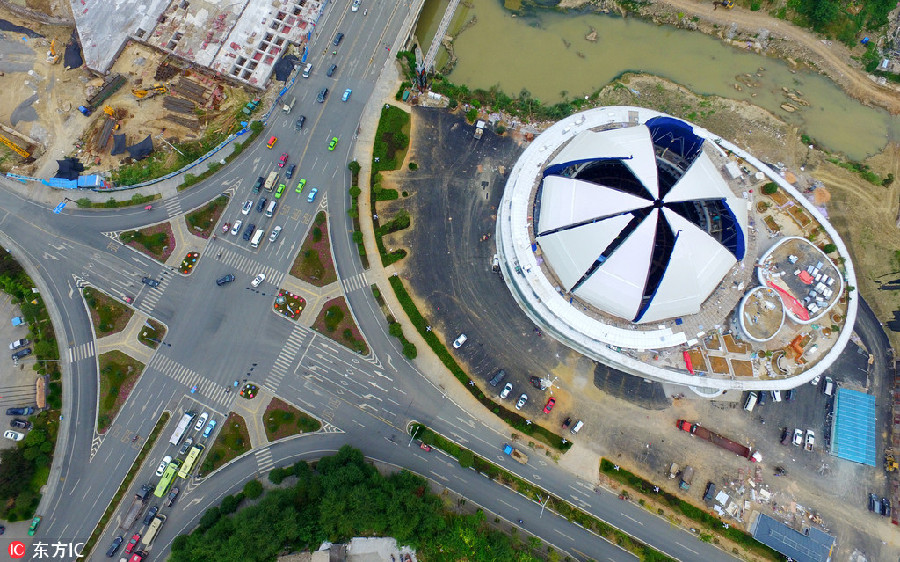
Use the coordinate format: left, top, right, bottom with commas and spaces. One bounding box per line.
830, 388, 877, 466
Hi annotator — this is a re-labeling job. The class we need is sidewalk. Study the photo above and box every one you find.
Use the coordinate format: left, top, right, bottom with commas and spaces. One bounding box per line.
95, 311, 156, 364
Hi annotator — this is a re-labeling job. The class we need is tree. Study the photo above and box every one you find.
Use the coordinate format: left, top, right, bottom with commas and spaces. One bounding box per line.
243, 479, 263, 499
762, 182, 778, 194
0, 449, 34, 499
823, 243, 837, 253
458, 449, 474, 468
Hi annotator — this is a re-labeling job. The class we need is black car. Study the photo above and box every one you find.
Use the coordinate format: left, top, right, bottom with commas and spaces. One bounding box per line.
332, 32, 344, 46
703, 482, 716, 501
316, 87, 328, 103
141, 277, 160, 288
10, 419, 31, 430
6, 406, 34, 416
256, 197, 267, 213
883, 497, 892, 518
286, 164, 296, 179
165, 487, 180, 507
252, 176, 264, 193
529, 376, 547, 390
869, 492, 879, 512
785, 388, 795, 401
243, 224, 256, 241
216, 274, 235, 286
12, 348, 32, 360
488, 369, 506, 387
106, 535, 123, 557
295, 116, 306, 130
143, 505, 159, 526
327, 63, 337, 77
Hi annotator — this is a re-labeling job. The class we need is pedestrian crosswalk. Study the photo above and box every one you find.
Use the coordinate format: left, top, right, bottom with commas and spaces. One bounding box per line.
217, 247, 285, 287
139, 276, 169, 311
163, 197, 182, 218
149, 354, 228, 406
255, 448, 275, 472
340, 271, 368, 294
67, 341, 95, 363
264, 324, 311, 391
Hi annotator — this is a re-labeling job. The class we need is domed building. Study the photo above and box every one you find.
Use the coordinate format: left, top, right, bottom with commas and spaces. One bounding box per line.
496, 107, 856, 394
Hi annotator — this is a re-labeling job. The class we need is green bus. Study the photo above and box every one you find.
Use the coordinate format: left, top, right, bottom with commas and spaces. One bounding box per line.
154, 460, 180, 498
178, 445, 204, 479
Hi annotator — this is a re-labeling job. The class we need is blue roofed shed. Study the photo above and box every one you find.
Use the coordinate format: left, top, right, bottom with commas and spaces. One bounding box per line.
830, 388, 877, 466
750, 513, 834, 562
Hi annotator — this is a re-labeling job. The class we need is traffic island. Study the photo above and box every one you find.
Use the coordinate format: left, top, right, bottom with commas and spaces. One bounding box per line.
289, 211, 337, 287
83, 287, 134, 336
179, 251, 200, 274
312, 296, 368, 354
239, 383, 258, 399
185, 195, 229, 239
199, 412, 251, 475
97, 350, 145, 433
263, 397, 321, 441
120, 222, 175, 262
273, 290, 305, 320
138, 318, 167, 348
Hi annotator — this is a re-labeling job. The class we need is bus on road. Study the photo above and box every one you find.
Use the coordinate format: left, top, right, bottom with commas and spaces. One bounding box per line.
178, 445, 204, 479
154, 461, 180, 498
169, 411, 195, 446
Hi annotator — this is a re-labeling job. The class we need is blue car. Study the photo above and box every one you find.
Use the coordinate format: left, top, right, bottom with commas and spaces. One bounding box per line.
307, 188, 318, 203
203, 419, 217, 438
342, 88, 352, 102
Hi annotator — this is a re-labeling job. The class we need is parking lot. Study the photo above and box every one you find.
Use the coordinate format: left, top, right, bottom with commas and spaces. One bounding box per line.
0, 293, 39, 448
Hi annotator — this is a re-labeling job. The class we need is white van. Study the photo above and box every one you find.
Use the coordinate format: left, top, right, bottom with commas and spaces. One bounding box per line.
771, 390, 782, 403
250, 228, 265, 248
743, 391, 758, 412
302, 63, 312, 78
823, 377, 834, 396
570, 420, 584, 434
265, 200, 277, 218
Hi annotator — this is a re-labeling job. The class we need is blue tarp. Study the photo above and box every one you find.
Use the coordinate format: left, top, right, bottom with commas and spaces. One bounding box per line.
831, 388, 877, 466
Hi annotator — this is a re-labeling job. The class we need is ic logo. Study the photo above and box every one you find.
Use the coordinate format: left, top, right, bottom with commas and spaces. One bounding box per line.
8, 541, 26, 558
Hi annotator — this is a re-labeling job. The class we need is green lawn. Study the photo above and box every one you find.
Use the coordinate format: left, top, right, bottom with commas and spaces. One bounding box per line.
185, 195, 229, 239
97, 350, 145, 432
200, 413, 251, 475
83, 288, 134, 335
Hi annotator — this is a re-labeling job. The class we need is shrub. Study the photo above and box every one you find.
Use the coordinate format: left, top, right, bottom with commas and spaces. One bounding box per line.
408, 162, 418, 171
76, 198, 91, 208
402, 342, 417, 359
243, 479, 263, 499
465, 108, 478, 123
458, 449, 474, 468
823, 243, 837, 253
312, 227, 322, 242
269, 467, 287, 484
762, 182, 778, 194
220, 492, 244, 514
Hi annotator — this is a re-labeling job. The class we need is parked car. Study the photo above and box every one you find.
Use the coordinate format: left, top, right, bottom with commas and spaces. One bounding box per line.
883, 497, 892, 518
771, 390, 781, 402
9, 338, 30, 350
231, 220, 242, 236
251, 273, 266, 288
5, 406, 34, 416
780, 427, 791, 446
792, 428, 803, 446
269, 226, 282, 242
785, 388, 795, 401
143, 505, 159, 526
10, 419, 31, 430
327, 64, 337, 77
156, 455, 172, 477
307, 188, 319, 203
216, 274, 235, 286
106, 536, 124, 558
243, 223, 256, 241
452, 333, 467, 349
542, 397, 556, 413
499, 382, 513, 399
3, 430, 24, 441
488, 369, 506, 387
530, 376, 547, 390
285, 164, 296, 179
11, 348, 32, 360
27, 515, 41, 536
179, 437, 194, 455
295, 116, 306, 130
515, 394, 528, 410
703, 482, 716, 501
758, 390, 767, 406
332, 32, 344, 46
561, 417, 572, 429
194, 412, 209, 432
241, 200, 252, 215
141, 277, 160, 288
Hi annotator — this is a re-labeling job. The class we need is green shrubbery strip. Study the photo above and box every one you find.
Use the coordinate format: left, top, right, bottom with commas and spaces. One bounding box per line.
76, 193, 159, 209
370, 106, 412, 266
346, 161, 368, 269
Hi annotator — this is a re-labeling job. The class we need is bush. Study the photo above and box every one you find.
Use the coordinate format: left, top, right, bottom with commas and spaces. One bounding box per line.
243, 479, 263, 499
762, 182, 778, 194
823, 243, 837, 253
402, 342, 417, 359
76, 198, 91, 208
269, 467, 288, 484
312, 227, 322, 242
220, 493, 244, 515
458, 449, 474, 468
465, 108, 478, 123
408, 162, 418, 170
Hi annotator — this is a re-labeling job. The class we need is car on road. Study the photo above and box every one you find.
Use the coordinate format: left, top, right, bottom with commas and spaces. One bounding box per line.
230, 220, 242, 236
278, 152, 288, 167
216, 274, 235, 286
252, 176, 264, 192
256, 197, 267, 213
515, 393, 528, 410
251, 273, 266, 287
342, 88, 352, 102
307, 188, 318, 203
295, 116, 306, 130
155, 455, 172, 477
9, 338, 29, 350
275, 183, 286, 199
4, 430, 24, 441
125, 533, 140, 554
333, 32, 344, 46
243, 223, 256, 241
295, 178, 307, 193
194, 412, 208, 432
241, 200, 252, 215
27, 516, 41, 536
166, 487, 180, 507
179, 437, 194, 455
452, 333, 467, 348
269, 226, 282, 242
543, 397, 556, 413
351, 0, 360, 11
11, 348, 32, 360
141, 277, 160, 288
488, 369, 506, 387
328, 137, 338, 151
327, 64, 337, 77
106, 535, 124, 557
6, 406, 34, 416
499, 382, 513, 399
266, 135, 277, 148
10, 419, 31, 430
419, 442, 432, 452
317, 87, 328, 103
792, 428, 803, 446
143, 505, 158, 526
122, 296, 133, 304
285, 164, 296, 180
203, 419, 217, 438
222, 222, 230, 234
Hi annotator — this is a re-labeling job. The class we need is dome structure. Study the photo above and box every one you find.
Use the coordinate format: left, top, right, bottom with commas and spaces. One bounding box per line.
535, 116, 748, 324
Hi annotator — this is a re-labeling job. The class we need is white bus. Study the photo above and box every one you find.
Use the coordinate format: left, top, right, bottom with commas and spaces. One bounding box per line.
141, 515, 166, 547
168, 412, 194, 446
250, 228, 265, 248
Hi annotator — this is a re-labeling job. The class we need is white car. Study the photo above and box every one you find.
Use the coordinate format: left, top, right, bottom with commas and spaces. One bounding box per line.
3, 430, 24, 442
810, 374, 821, 386
515, 393, 528, 410
452, 333, 467, 349
499, 382, 513, 399
351, 0, 360, 11
9, 339, 29, 350
194, 412, 208, 432
241, 200, 252, 215
251, 273, 266, 287
155, 455, 172, 477
792, 428, 803, 446
230, 220, 243, 236
269, 226, 282, 242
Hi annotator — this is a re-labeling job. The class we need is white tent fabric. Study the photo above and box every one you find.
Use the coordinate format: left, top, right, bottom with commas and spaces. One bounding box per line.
536, 214, 634, 290
666, 151, 732, 202
537, 176, 650, 233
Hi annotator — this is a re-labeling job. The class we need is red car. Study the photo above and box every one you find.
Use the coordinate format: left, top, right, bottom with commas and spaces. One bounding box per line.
125, 533, 140, 554
278, 152, 288, 167
419, 442, 432, 452
222, 222, 230, 233
543, 397, 556, 413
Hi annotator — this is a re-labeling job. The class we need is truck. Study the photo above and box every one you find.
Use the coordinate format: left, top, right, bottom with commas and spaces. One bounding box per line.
264, 171, 278, 192
169, 411, 195, 446
119, 486, 151, 530
141, 514, 165, 547
679, 465, 694, 490
676, 420, 762, 462
282, 96, 295, 113
503, 443, 527, 464
474, 120, 485, 139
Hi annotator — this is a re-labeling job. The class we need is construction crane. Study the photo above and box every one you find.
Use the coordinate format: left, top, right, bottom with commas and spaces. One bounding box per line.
0, 134, 30, 158
47, 39, 60, 64
131, 85, 168, 100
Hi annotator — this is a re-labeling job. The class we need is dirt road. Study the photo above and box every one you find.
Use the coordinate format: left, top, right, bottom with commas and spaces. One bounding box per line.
644, 0, 900, 115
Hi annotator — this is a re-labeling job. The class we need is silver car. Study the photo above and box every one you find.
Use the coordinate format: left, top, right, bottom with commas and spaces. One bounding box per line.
499, 383, 513, 399
269, 226, 282, 242
515, 393, 528, 410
